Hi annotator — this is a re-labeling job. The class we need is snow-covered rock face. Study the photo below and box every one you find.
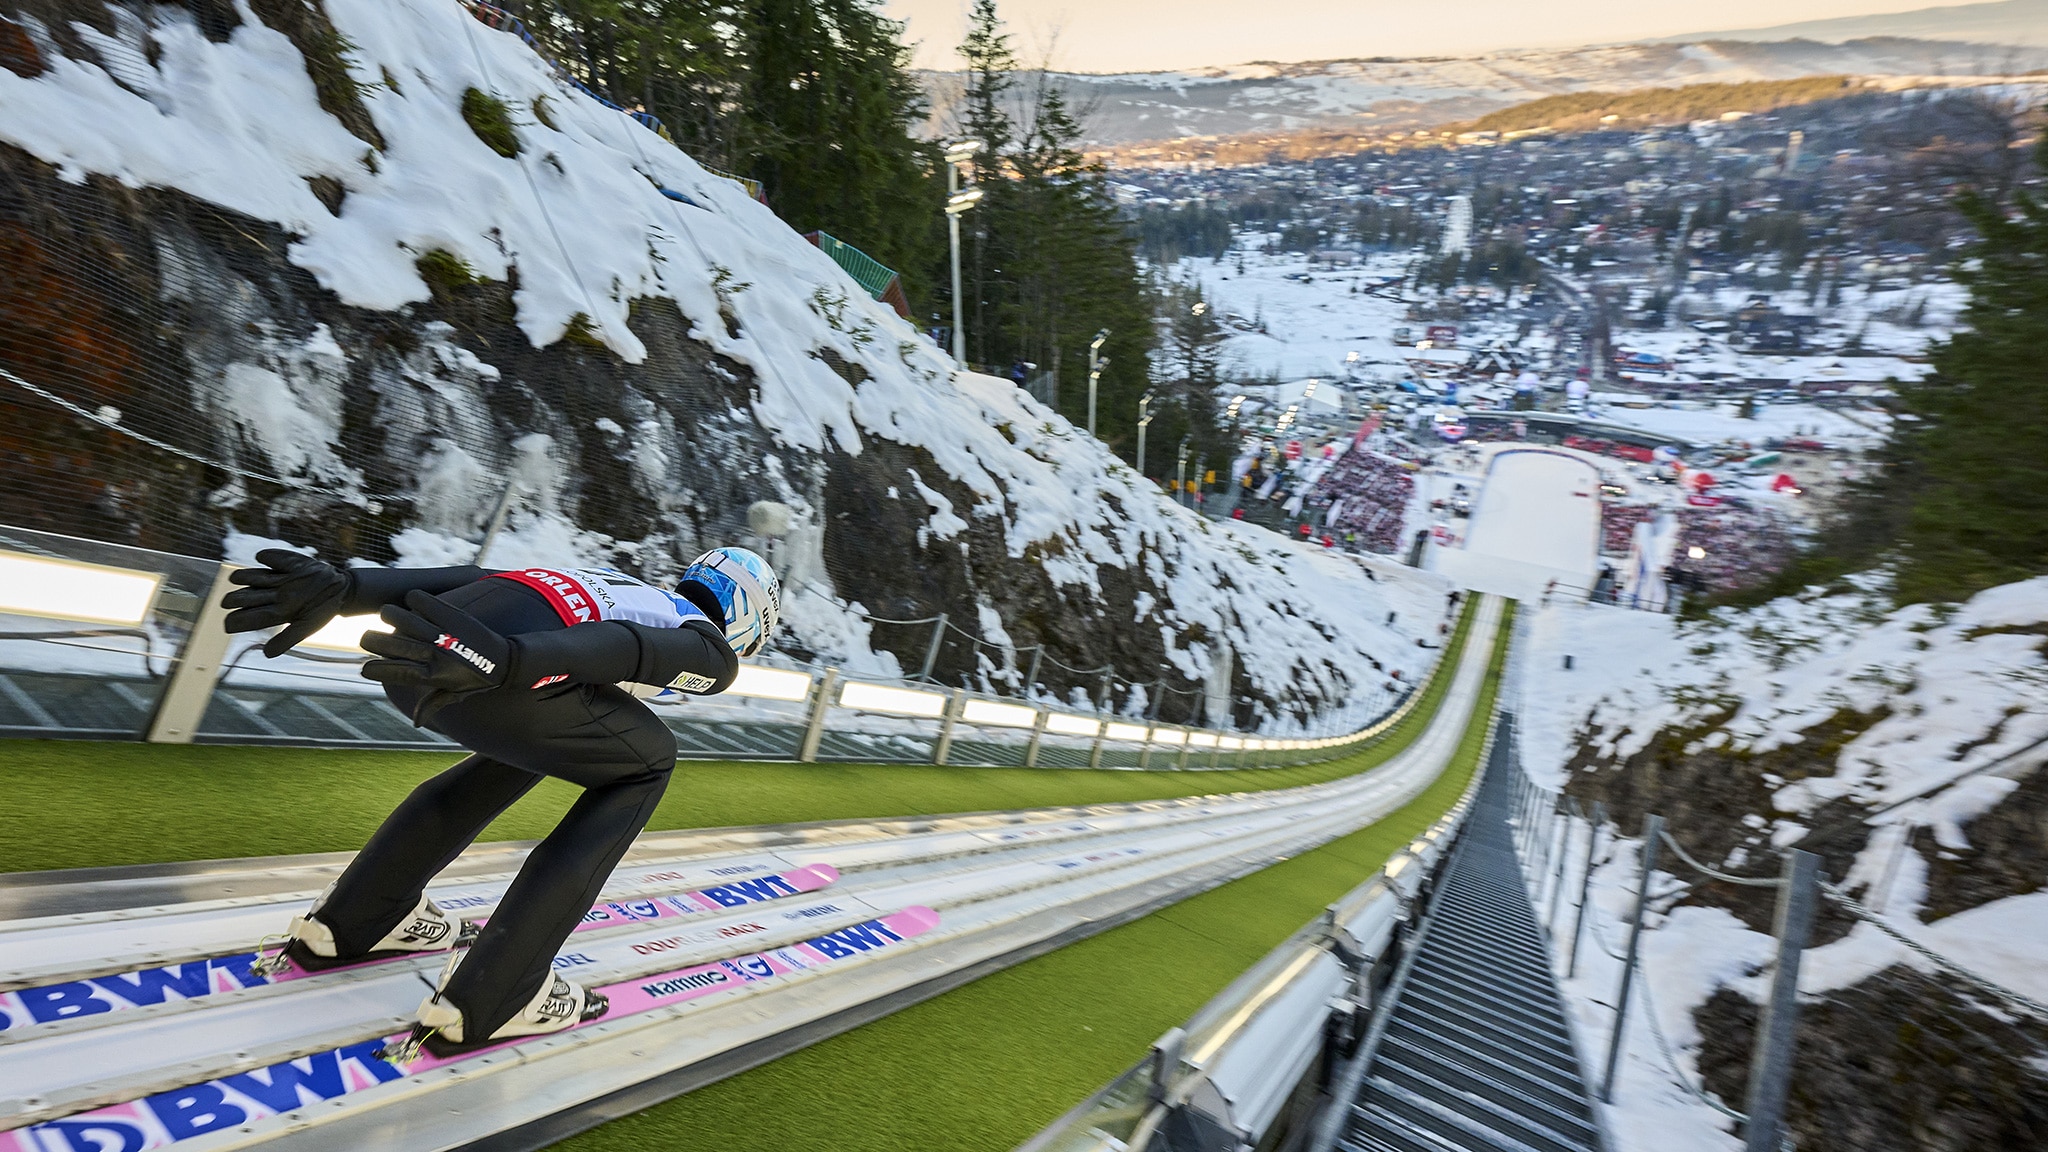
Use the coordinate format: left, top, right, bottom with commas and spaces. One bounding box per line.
1517, 579, 2048, 1151
0, 0, 1439, 726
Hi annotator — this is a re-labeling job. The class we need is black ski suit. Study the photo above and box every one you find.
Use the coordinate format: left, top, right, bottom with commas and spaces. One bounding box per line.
309, 566, 735, 1038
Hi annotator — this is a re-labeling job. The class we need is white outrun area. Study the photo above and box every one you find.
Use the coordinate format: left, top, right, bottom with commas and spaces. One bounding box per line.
1431, 449, 1601, 599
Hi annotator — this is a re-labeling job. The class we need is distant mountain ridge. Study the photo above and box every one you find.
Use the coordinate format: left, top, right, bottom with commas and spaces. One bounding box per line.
921, 35, 2048, 150
1651, 0, 2048, 48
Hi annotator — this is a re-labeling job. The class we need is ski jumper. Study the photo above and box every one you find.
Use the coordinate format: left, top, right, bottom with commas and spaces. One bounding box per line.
314, 565, 735, 1039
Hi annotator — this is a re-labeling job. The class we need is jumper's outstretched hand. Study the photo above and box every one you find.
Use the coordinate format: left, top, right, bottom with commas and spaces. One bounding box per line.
222, 549, 349, 658
361, 591, 515, 723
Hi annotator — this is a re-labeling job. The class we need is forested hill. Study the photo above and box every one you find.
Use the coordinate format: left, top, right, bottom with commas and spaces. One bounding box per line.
1460, 76, 1866, 135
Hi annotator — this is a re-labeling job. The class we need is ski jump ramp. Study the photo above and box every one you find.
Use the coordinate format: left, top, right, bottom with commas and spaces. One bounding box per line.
0, 603, 1505, 1152
1428, 450, 1601, 600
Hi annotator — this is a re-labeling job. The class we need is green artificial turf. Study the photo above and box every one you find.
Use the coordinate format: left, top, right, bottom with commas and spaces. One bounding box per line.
0, 601, 1480, 876
553, 603, 1514, 1152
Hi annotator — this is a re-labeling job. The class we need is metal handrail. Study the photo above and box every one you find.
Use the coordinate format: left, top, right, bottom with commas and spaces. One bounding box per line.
1021, 698, 1502, 1152
0, 527, 1466, 769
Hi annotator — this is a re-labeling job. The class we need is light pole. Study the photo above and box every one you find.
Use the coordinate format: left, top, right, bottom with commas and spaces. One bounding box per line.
1087, 329, 1109, 436
943, 140, 985, 365
1176, 437, 1191, 506
1136, 390, 1156, 479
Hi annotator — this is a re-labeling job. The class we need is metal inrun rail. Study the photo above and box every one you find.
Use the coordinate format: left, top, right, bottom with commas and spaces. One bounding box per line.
1320, 715, 1605, 1152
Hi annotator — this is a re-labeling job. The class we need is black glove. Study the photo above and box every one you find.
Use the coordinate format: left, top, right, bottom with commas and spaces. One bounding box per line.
360, 590, 517, 723
222, 549, 351, 658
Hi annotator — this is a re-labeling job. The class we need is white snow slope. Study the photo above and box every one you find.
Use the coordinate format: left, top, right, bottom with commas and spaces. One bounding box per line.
1516, 576, 2048, 1149
0, 0, 1442, 724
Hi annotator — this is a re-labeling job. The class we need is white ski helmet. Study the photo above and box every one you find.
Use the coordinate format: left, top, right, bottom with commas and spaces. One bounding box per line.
680, 546, 781, 658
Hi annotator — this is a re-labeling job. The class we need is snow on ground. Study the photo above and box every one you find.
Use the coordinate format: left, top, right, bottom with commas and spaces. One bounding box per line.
1168, 241, 1522, 385
1512, 577, 2048, 1148
1585, 397, 1891, 452
0, 0, 1451, 726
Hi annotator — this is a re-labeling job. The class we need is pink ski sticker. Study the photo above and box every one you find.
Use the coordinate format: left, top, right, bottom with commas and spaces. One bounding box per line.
0, 866, 843, 1030
401, 904, 938, 1071
0, 906, 937, 1152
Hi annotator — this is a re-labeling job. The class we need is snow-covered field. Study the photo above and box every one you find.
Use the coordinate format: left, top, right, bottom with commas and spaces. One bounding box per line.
0, 0, 1452, 726
1514, 577, 2048, 1149
1168, 244, 1448, 384
1585, 397, 1890, 452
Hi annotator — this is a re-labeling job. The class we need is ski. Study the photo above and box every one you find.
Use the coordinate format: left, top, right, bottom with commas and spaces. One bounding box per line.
0, 906, 939, 1152
0, 864, 840, 1033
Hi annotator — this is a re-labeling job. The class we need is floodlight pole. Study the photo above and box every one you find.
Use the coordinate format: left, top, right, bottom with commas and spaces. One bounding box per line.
949, 208, 965, 363
1136, 391, 1156, 478
943, 140, 985, 366
1088, 329, 1109, 437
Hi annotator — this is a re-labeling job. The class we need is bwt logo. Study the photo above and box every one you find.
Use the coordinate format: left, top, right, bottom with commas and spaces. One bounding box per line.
699, 876, 801, 907
434, 634, 497, 675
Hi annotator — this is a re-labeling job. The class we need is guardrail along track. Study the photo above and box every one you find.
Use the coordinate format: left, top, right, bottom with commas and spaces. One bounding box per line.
0, 601, 1504, 1152
1330, 720, 1603, 1152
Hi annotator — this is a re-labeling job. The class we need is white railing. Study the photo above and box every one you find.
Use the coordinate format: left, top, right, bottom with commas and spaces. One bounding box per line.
0, 524, 1453, 770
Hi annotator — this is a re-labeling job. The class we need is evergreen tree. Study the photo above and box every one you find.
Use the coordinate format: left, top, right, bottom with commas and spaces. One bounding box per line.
739, 0, 941, 303
1880, 164, 2048, 600
520, 0, 747, 169
954, 0, 1015, 367
957, 0, 1015, 160
1150, 283, 1229, 478
517, 0, 941, 303
1759, 140, 2048, 607
944, 0, 1158, 458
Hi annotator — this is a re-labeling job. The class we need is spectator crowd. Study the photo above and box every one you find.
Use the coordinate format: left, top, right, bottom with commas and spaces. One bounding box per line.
1302, 449, 1416, 553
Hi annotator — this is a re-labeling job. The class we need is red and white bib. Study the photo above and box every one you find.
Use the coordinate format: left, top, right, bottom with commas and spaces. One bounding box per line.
491, 567, 708, 630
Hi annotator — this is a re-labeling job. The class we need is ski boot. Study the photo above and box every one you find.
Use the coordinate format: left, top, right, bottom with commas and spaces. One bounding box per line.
390, 956, 610, 1062
254, 884, 470, 976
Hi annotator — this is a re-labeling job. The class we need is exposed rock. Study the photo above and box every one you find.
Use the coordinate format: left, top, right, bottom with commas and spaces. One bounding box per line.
0, 16, 43, 76
1915, 766, 2048, 921
1696, 967, 2048, 1152
1563, 707, 1886, 942
0, 142, 1260, 722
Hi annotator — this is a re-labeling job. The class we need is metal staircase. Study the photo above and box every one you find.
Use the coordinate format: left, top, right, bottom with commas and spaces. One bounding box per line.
1332, 727, 1604, 1152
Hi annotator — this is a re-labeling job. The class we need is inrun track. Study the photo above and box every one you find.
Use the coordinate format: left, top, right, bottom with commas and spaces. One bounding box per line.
0, 598, 1506, 1152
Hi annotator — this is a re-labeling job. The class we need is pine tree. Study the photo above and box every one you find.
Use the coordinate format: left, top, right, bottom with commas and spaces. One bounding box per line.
1165, 283, 1226, 391
525, 0, 747, 169
739, 0, 941, 305
1881, 163, 2048, 600
955, 0, 1014, 364
1156, 283, 1229, 476
957, 0, 1015, 161
943, 0, 1157, 457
